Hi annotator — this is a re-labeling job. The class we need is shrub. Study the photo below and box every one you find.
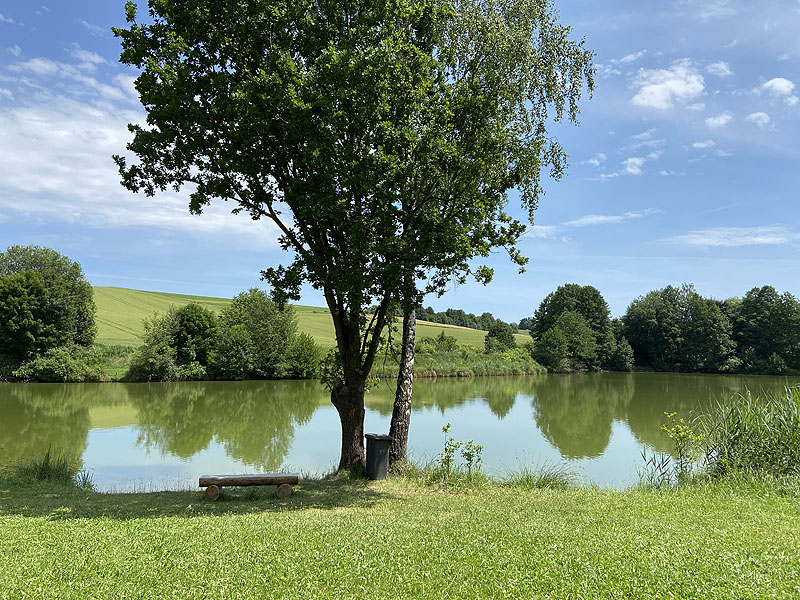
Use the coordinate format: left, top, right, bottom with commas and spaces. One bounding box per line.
12, 346, 103, 383
484, 321, 516, 353
286, 332, 322, 378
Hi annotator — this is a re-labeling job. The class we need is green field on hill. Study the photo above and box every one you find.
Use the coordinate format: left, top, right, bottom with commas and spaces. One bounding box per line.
93, 287, 530, 349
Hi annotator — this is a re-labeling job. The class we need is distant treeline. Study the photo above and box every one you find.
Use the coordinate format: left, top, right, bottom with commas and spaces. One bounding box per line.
527, 283, 800, 375
416, 306, 518, 333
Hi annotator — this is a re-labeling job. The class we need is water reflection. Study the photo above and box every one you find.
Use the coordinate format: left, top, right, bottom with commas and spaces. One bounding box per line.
1, 373, 798, 487
531, 373, 634, 459
131, 381, 322, 471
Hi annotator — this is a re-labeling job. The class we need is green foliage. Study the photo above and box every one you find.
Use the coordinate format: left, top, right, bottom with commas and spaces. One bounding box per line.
704, 388, 800, 478
533, 327, 569, 371
416, 331, 459, 354
12, 347, 103, 383
173, 302, 218, 365
0, 270, 56, 361
484, 320, 517, 353
127, 306, 208, 381
732, 286, 800, 373
533, 311, 596, 372
210, 289, 301, 379
662, 412, 705, 483
623, 284, 735, 372
434, 424, 484, 485
531, 284, 627, 371
0, 245, 96, 348
286, 333, 322, 379
114, 0, 593, 467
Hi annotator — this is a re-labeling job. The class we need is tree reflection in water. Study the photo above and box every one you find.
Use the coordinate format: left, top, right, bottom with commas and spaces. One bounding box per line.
131, 380, 324, 472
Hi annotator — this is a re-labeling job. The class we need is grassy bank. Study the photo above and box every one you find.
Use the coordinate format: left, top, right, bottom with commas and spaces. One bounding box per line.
0, 472, 798, 599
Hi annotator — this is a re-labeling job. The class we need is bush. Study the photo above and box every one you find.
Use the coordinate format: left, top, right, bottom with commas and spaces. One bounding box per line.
286, 332, 322, 378
484, 321, 516, 353
12, 346, 103, 383
126, 303, 217, 381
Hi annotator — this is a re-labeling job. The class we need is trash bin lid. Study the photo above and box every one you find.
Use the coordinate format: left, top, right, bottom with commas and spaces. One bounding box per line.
365, 433, 393, 441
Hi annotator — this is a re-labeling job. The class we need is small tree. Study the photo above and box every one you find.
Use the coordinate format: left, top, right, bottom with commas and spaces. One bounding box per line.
485, 321, 517, 353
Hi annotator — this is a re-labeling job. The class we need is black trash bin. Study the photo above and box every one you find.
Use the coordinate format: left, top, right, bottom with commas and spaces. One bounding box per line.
365, 433, 393, 480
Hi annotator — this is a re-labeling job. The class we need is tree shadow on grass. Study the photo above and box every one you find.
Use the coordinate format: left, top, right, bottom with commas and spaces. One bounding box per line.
0, 475, 396, 522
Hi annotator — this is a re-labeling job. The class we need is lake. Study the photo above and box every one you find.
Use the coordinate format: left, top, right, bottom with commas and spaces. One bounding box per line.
1, 372, 797, 491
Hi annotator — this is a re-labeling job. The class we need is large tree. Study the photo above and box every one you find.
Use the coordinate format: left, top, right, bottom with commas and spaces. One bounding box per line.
0, 245, 96, 350
114, 0, 593, 469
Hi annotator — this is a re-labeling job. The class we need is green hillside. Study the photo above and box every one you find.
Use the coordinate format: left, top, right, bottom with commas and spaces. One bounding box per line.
93, 287, 529, 349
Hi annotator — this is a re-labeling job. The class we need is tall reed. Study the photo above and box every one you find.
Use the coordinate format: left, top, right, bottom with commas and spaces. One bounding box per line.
704, 387, 800, 477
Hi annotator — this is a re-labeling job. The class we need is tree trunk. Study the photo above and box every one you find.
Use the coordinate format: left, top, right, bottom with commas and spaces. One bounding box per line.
331, 379, 366, 471
389, 309, 415, 468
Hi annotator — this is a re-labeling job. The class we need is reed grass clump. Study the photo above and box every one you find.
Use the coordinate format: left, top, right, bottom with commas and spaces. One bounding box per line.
6, 449, 94, 489
704, 387, 800, 478
503, 463, 577, 490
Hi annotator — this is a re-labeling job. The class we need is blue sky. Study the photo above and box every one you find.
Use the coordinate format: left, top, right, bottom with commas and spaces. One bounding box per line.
1, 0, 798, 321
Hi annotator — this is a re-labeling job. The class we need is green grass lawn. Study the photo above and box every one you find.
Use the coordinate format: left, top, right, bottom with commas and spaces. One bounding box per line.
93, 286, 530, 349
0, 475, 797, 599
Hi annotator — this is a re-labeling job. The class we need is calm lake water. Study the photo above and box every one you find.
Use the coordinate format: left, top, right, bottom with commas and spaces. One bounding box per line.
1, 373, 798, 491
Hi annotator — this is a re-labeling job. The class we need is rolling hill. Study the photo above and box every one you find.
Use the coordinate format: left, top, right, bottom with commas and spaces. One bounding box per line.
93, 287, 530, 349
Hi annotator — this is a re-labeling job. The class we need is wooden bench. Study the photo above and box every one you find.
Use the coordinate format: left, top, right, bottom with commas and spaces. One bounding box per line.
199, 473, 299, 501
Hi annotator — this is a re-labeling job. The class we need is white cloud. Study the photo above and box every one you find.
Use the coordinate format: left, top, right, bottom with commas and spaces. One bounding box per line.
0, 13, 19, 24
631, 128, 657, 140
9, 57, 131, 102
706, 61, 733, 77
693, 139, 715, 149
523, 225, 559, 239
622, 157, 646, 175
0, 54, 280, 243
565, 209, 659, 227
762, 77, 795, 96
745, 112, 771, 129
665, 226, 798, 248
687, 102, 706, 111
70, 46, 107, 69
7, 45, 22, 57
0, 88, 13, 100
673, 0, 739, 22
777, 53, 790, 62
616, 51, 647, 64
77, 19, 109, 37
715, 149, 732, 157
584, 153, 607, 167
705, 112, 733, 128
631, 59, 705, 110
786, 95, 799, 106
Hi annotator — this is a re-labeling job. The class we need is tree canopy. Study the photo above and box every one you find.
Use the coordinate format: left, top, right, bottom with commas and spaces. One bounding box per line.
0, 245, 96, 350
114, 0, 593, 468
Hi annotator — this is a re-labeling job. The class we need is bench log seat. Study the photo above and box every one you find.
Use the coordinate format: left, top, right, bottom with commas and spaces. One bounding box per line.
199, 473, 299, 501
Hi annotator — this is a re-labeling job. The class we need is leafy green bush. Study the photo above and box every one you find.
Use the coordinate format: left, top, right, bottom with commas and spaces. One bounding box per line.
286, 332, 322, 378
126, 303, 216, 381
12, 346, 103, 383
484, 321, 517, 353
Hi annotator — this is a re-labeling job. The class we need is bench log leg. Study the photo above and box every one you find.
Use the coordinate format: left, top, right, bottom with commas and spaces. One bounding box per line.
276, 483, 292, 498
204, 484, 221, 501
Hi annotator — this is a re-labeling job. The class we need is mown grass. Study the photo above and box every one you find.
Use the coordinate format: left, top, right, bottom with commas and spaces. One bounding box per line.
93, 286, 529, 349
0, 470, 798, 599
